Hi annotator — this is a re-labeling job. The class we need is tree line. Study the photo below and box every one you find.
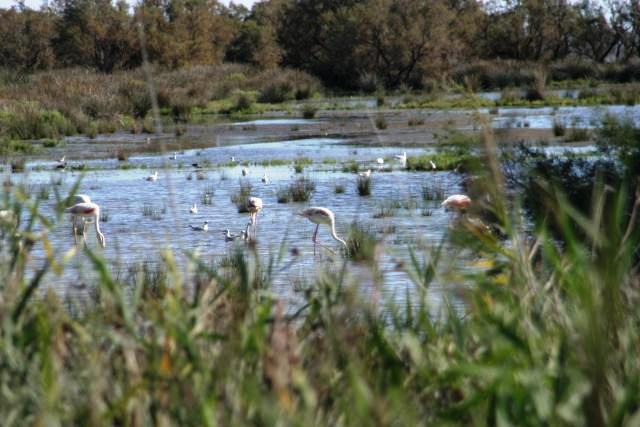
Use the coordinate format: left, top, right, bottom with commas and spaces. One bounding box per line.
1, 0, 639, 90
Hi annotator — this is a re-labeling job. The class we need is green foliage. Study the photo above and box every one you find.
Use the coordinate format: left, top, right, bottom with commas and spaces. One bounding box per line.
287, 176, 316, 202
356, 175, 371, 196
230, 180, 253, 213
301, 104, 317, 119
346, 222, 378, 262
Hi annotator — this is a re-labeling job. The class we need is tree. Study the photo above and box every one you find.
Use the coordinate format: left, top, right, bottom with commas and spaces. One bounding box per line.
0, 7, 57, 71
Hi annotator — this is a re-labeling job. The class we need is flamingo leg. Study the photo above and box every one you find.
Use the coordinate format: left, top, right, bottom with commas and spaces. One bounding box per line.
312, 224, 319, 256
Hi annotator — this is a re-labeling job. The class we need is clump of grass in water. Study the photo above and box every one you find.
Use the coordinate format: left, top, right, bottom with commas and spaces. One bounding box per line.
201, 186, 215, 205
553, 120, 566, 137
276, 186, 291, 203
141, 203, 166, 220
421, 183, 445, 201
372, 202, 396, 218
356, 175, 371, 196
334, 183, 345, 194
196, 171, 207, 180
346, 222, 378, 262
342, 161, 359, 174
99, 209, 109, 222
288, 176, 315, 202
374, 115, 387, 130
294, 157, 312, 174
231, 180, 252, 212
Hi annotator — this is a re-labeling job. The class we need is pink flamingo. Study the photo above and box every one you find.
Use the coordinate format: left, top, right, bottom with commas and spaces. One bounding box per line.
297, 207, 347, 254
65, 202, 106, 247
441, 194, 471, 212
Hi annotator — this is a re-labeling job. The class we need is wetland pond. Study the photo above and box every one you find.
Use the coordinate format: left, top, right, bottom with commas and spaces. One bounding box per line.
10, 107, 611, 314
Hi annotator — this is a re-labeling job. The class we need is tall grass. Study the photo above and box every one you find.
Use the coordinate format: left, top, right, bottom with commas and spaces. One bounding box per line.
0, 131, 639, 426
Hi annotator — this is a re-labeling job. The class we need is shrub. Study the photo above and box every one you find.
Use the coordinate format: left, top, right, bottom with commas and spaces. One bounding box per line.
288, 176, 315, 202
258, 82, 293, 103
302, 104, 317, 119
346, 222, 378, 262
374, 116, 387, 130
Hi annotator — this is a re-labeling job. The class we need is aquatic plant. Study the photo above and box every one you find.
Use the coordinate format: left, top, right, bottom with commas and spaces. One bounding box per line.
231, 180, 253, 213
288, 176, 315, 202
356, 175, 371, 196
346, 222, 378, 262
374, 115, 387, 130
302, 104, 317, 119
334, 183, 345, 194
276, 186, 291, 203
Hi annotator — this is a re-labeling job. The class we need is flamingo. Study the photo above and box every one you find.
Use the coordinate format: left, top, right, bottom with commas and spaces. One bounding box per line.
358, 169, 371, 178
441, 195, 472, 212
247, 197, 263, 226
297, 207, 347, 255
190, 221, 209, 232
68, 194, 92, 235
65, 202, 106, 247
242, 167, 249, 177
145, 171, 158, 182
190, 204, 198, 214
261, 173, 269, 183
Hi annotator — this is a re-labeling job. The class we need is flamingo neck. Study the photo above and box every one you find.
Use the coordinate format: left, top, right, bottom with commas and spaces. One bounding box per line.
329, 219, 347, 248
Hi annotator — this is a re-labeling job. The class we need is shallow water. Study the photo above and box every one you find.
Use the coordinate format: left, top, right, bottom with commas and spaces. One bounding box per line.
18, 139, 469, 313
485, 104, 640, 129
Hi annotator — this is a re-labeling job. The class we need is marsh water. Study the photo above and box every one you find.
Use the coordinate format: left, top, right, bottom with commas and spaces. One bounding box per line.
10, 102, 625, 312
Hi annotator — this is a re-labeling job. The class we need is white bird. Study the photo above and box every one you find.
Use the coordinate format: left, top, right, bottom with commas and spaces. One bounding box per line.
145, 171, 158, 182
247, 197, 263, 226
190, 204, 198, 214
261, 173, 269, 183
394, 151, 407, 163
169, 152, 177, 160
67, 194, 92, 235
242, 167, 249, 177
441, 194, 472, 212
231, 156, 236, 162
190, 221, 209, 232
297, 207, 347, 255
358, 169, 371, 178
146, 137, 151, 144
223, 229, 248, 242
58, 155, 66, 164
429, 160, 437, 170
376, 158, 384, 165
65, 202, 106, 247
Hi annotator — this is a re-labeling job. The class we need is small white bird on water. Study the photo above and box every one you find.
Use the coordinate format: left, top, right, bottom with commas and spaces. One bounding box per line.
261, 173, 269, 183
297, 207, 347, 255
190, 221, 209, 232
376, 158, 384, 165
190, 204, 198, 214
223, 229, 248, 242
169, 152, 177, 160
145, 171, 158, 182
395, 151, 407, 163
358, 169, 371, 177
242, 167, 249, 177
58, 155, 66, 164
429, 160, 437, 170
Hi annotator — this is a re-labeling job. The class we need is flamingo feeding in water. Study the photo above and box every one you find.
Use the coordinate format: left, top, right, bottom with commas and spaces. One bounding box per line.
145, 171, 158, 182
190, 204, 198, 214
297, 207, 347, 255
65, 202, 106, 247
190, 221, 209, 232
68, 194, 92, 235
441, 194, 472, 212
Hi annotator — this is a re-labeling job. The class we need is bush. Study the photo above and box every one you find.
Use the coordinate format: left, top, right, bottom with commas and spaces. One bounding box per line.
258, 82, 293, 103
302, 104, 317, 119
346, 222, 378, 262
374, 116, 387, 130
288, 176, 315, 202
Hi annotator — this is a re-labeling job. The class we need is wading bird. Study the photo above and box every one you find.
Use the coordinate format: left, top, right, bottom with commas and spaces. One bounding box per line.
395, 151, 407, 164
245, 196, 263, 239
261, 173, 269, 183
190, 221, 209, 232
190, 204, 198, 214
242, 167, 249, 177
68, 194, 92, 235
145, 171, 158, 182
358, 169, 371, 178
65, 202, 106, 247
441, 194, 471, 212
297, 207, 347, 255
